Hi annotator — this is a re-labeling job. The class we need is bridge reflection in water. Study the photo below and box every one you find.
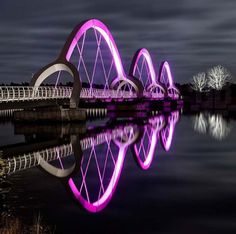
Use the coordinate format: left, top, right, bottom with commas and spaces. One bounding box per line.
0, 111, 179, 213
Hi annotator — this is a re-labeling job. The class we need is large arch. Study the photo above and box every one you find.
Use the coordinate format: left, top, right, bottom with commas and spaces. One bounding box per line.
60, 19, 142, 97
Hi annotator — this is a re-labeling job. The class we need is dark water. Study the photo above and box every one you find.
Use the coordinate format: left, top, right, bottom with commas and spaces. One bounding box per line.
1, 111, 236, 233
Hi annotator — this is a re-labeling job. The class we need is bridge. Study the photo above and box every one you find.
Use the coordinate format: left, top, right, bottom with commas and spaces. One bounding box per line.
0, 111, 179, 212
0, 19, 181, 114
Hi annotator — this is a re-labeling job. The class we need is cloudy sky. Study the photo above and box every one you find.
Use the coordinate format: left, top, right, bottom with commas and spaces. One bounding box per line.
0, 0, 236, 84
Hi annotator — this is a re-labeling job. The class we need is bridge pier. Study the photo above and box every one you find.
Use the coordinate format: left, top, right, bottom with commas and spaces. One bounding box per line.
13, 107, 86, 122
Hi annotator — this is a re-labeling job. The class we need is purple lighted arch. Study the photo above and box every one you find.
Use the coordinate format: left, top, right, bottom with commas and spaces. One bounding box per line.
158, 61, 175, 88
130, 48, 157, 86
158, 61, 180, 100
64, 19, 126, 81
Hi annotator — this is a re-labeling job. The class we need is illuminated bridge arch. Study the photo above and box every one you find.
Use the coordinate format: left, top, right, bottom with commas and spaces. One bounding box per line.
30, 61, 81, 108
61, 19, 142, 98
158, 61, 180, 100
130, 48, 165, 99
31, 19, 143, 104
29, 19, 182, 106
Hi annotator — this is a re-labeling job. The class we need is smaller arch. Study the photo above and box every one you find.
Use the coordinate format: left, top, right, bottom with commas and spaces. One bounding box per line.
111, 76, 144, 98
130, 48, 157, 85
158, 61, 174, 88
158, 61, 180, 99
130, 48, 165, 98
30, 60, 81, 109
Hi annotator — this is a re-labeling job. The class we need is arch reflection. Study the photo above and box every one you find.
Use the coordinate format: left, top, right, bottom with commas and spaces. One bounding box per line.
132, 115, 165, 170
1, 111, 180, 213
67, 113, 179, 212
69, 125, 140, 212
161, 111, 179, 151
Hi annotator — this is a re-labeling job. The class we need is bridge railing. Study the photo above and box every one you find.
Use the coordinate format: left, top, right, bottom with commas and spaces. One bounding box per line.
0, 86, 179, 102
3, 126, 133, 175
143, 91, 165, 99
0, 86, 139, 102
0, 86, 72, 102
80, 88, 137, 99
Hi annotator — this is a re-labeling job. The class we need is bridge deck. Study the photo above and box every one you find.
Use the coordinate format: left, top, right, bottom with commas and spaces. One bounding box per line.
0, 86, 179, 104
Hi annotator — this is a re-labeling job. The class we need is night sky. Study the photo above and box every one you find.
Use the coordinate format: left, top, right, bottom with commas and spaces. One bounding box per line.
0, 0, 236, 84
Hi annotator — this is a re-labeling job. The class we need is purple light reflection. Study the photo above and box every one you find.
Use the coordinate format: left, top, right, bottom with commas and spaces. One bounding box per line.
133, 115, 165, 170
67, 113, 178, 213
68, 146, 127, 213
159, 61, 180, 99
161, 111, 179, 151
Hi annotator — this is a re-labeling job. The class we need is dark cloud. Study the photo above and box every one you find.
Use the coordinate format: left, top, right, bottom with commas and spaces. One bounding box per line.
0, 0, 236, 84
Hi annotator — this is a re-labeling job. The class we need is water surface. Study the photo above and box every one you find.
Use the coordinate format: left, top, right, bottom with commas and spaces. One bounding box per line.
0, 112, 236, 233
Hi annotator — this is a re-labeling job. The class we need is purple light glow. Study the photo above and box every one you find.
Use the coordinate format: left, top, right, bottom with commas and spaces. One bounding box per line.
66, 114, 177, 212
159, 61, 181, 99
31, 19, 181, 102
134, 129, 157, 170
130, 48, 169, 99
161, 111, 179, 151
133, 115, 165, 170
67, 125, 139, 213
132, 48, 157, 85
68, 146, 127, 213
65, 19, 126, 81
159, 61, 174, 87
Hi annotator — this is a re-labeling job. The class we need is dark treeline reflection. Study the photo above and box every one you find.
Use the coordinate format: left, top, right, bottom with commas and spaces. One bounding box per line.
0, 111, 179, 215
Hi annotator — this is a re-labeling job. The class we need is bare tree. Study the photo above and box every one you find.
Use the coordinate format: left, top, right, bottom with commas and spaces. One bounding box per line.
191, 72, 207, 92
207, 65, 231, 90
